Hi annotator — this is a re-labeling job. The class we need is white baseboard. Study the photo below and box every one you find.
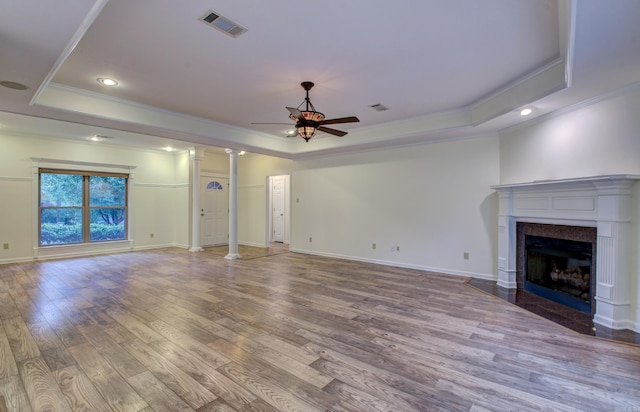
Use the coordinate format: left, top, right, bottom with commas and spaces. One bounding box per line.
288, 248, 496, 281
0, 243, 191, 266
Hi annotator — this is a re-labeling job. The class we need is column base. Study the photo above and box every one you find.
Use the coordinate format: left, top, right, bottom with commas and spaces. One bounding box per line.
225, 253, 242, 260
189, 246, 204, 252
497, 269, 517, 289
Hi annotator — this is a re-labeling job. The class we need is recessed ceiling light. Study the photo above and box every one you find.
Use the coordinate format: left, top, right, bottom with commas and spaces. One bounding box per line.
89, 134, 111, 142
520, 107, 533, 116
286, 130, 297, 137
163, 147, 174, 152
0, 81, 29, 90
97, 78, 118, 87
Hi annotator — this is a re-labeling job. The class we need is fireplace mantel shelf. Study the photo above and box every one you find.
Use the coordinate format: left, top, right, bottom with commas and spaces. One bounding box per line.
491, 174, 640, 190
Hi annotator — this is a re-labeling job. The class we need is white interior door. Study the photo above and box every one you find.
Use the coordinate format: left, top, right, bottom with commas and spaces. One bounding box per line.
200, 177, 229, 246
272, 175, 286, 243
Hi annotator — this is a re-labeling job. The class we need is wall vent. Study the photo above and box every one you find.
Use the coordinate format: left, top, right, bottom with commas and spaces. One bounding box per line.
368, 103, 389, 112
199, 10, 247, 38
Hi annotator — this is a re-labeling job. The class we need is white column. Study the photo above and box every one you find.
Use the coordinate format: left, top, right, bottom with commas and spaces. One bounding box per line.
495, 188, 517, 288
592, 179, 635, 329
189, 147, 205, 252
225, 149, 242, 260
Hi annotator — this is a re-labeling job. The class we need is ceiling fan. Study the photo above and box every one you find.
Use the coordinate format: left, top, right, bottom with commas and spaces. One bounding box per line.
253, 81, 360, 142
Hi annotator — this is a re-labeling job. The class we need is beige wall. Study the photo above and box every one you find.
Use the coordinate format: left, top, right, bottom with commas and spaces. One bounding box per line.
0, 133, 189, 262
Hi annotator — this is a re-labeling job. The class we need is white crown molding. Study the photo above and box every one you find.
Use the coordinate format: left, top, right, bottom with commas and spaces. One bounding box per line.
29, 0, 109, 106
33, 83, 291, 152
31, 157, 136, 173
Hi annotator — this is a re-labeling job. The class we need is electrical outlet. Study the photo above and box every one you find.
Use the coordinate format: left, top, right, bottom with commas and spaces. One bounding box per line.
150, 233, 154, 238
309, 237, 312, 242
464, 252, 469, 260
2, 243, 8, 250
372, 243, 376, 250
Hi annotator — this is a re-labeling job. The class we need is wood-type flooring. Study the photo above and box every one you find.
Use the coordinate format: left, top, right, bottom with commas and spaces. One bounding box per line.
1, 246, 639, 411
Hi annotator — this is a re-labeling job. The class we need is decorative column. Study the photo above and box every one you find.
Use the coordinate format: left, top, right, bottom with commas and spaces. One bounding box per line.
225, 149, 242, 260
592, 178, 635, 329
495, 188, 517, 289
189, 147, 205, 252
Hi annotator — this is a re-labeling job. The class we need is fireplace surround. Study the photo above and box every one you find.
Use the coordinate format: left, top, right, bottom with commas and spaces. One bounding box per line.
492, 175, 639, 331
519, 223, 596, 314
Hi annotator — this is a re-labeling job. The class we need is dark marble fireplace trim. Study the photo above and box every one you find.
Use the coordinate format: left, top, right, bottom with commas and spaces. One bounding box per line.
516, 222, 597, 314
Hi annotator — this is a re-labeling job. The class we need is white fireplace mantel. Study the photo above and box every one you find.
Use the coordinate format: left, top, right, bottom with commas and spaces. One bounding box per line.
491, 175, 640, 331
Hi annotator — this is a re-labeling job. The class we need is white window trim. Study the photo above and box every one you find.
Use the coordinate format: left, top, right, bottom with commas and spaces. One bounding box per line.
31, 158, 136, 260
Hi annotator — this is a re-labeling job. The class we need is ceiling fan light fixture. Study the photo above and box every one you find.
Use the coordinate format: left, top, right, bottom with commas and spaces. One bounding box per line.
297, 124, 318, 142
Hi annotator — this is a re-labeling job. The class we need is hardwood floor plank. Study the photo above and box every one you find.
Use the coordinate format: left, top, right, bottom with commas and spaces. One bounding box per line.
0, 293, 20, 321
24, 311, 76, 372
76, 324, 147, 379
127, 371, 194, 412
68, 342, 149, 411
147, 338, 257, 409
38, 305, 87, 348
0, 375, 32, 412
0, 321, 19, 380
218, 361, 323, 412
211, 338, 350, 411
148, 319, 232, 368
196, 397, 237, 412
106, 307, 164, 343
54, 365, 112, 412
3, 316, 41, 363
121, 338, 217, 409
18, 356, 69, 411
322, 379, 402, 412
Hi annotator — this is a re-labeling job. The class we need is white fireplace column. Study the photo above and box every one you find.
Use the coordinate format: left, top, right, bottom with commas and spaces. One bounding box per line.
496, 189, 517, 289
225, 149, 242, 260
592, 179, 635, 329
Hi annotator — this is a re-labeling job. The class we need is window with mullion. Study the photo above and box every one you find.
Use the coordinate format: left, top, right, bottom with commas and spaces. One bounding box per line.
39, 170, 128, 246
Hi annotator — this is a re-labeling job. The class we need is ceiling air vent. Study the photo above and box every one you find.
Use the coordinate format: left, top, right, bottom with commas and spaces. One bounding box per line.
199, 10, 247, 38
369, 103, 389, 112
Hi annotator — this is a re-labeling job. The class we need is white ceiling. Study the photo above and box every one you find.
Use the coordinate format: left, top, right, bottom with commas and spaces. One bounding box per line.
1, 0, 639, 158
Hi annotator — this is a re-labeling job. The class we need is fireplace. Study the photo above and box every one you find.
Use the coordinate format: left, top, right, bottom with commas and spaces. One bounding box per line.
517, 223, 596, 314
492, 175, 639, 332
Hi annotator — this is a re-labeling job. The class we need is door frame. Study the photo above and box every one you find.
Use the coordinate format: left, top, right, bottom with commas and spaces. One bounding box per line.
266, 174, 290, 245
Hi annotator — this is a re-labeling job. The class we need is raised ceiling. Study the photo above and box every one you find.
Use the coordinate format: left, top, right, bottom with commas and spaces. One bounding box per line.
1, 0, 639, 157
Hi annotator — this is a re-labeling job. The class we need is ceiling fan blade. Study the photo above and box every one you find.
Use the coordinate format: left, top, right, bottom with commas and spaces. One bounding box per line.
318, 116, 360, 126
250, 122, 293, 125
286, 106, 302, 120
318, 126, 347, 137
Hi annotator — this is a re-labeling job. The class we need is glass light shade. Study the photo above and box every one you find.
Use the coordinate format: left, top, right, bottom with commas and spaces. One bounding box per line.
297, 125, 317, 141
301, 111, 325, 122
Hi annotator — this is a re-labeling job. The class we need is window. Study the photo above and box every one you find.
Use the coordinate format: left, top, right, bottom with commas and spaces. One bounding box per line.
39, 169, 128, 245
206, 180, 224, 190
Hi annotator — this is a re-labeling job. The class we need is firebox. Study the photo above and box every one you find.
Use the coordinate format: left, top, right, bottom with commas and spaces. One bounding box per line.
524, 234, 593, 313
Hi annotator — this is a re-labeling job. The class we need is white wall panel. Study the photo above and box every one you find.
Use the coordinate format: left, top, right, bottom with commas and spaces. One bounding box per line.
291, 135, 500, 279
500, 86, 640, 184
